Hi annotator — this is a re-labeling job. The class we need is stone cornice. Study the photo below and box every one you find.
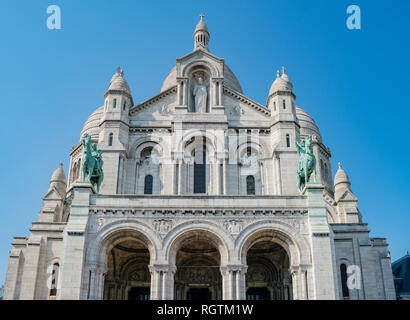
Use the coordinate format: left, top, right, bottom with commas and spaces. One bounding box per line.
129, 86, 177, 115
89, 207, 308, 217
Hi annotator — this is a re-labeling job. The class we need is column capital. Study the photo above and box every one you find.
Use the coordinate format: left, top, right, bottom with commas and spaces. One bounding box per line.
149, 264, 176, 274
220, 264, 247, 274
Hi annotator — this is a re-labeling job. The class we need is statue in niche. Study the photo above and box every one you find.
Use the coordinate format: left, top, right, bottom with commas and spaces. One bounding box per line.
193, 77, 207, 113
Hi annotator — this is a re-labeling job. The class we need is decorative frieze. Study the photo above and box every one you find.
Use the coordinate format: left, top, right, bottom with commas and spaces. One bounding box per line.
89, 208, 308, 217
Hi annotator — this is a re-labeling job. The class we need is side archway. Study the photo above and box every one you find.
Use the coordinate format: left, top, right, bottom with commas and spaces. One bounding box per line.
236, 221, 312, 300
85, 220, 160, 300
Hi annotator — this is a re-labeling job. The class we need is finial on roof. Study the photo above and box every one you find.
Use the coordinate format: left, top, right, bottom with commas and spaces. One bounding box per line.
116, 66, 124, 77
338, 162, 342, 169
276, 70, 280, 78
199, 13, 205, 20
282, 66, 286, 74
59, 162, 63, 168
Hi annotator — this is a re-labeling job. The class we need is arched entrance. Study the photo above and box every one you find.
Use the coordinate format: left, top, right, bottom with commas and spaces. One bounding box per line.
171, 231, 224, 300
103, 237, 151, 300
246, 240, 292, 300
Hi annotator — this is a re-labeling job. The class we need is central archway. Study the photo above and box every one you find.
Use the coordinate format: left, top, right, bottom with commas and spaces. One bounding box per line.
167, 228, 229, 300
174, 237, 222, 300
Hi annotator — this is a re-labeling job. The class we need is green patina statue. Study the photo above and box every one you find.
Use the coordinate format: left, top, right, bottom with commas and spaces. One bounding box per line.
82, 133, 104, 193
296, 135, 316, 192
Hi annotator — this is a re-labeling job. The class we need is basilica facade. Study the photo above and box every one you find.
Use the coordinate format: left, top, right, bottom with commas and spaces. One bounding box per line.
3, 18, 396, 300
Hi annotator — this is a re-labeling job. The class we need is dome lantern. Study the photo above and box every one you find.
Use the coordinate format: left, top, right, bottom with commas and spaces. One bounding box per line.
194, 14, 210, 51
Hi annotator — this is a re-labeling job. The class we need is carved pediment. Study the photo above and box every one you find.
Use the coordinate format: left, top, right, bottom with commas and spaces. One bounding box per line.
176, 49, 224, 78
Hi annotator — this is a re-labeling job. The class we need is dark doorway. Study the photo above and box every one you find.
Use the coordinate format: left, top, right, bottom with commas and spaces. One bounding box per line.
128, 287, 150, 300
246, 287, 270, 300
187, 288, 211, 300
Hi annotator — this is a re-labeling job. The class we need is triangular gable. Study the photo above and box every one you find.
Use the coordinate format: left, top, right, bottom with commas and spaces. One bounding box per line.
176, 48, 224, 65
130, 86, 177, 116
223, 86, 271, 118
338, 189, 358, 202
43, 186, 64, 200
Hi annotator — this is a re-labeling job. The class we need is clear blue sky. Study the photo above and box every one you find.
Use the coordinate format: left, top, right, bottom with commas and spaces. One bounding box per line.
0, 0, 409, 286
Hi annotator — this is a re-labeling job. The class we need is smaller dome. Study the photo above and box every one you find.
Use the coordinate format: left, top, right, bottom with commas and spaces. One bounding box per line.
80, 106, 104, 141
51, 163, 66, 184
295, 107, 322, 142
334, 162, 351, 188
195, 19, 209, 33
107, 67, 131, 95
269, 68, 293, 96
195, 14, 209, 34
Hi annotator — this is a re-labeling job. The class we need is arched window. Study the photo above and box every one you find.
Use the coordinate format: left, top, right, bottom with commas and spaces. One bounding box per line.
286, 134, 290, 148
108, 133, 113, 146
141, 147, 153, 164
247, 146, 252, 156
123, 100, 126, 111
144, 175, 153, 194
283, 100, 286, 109
246, 175, 255, 195
273, 101, 276, 112
340, 263, 350, 299
49, 263, 59, 297
113, 98, 117, 109
194, 146, 206, 194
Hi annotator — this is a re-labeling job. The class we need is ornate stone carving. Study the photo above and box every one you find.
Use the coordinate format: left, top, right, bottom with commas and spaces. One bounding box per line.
224, 219, 243, 235
153, 219, 173, 237
179, 267, 215, 283
159, 104, 171, 115
231, 105, 245, 116
97, 218, 105, 231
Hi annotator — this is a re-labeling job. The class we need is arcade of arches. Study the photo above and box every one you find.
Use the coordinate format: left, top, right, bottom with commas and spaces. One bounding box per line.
102, 231, 293, 300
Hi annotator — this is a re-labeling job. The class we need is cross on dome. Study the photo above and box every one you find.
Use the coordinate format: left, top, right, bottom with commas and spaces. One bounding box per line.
199, 13, 205, 20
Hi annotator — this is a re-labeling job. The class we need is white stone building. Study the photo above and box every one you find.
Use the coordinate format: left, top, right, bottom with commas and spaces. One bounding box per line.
3, 17, 396, 300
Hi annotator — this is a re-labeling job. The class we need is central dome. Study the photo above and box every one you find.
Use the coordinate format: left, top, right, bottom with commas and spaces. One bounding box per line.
160, 65, 243, 94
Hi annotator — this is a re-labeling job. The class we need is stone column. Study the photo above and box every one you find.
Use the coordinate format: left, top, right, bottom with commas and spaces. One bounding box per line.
218, 80, 223, 106
274, 153, 282, 195
290, 266, 299, 300
237, 266, 247, 300
58, 181, 93, 300
87, 265, 104, 300
182, 80, 188, 106
149, 264, 175, 300
222, 159, 227, 195
299, 266, 308, 300
304, 183, 338, 299
214, 160, 220, 195
149, 265, 161, 300
221, 265, 246, 300
178, 159, 183, 195
177, 82, 182, 105
163, 266, 176, 299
